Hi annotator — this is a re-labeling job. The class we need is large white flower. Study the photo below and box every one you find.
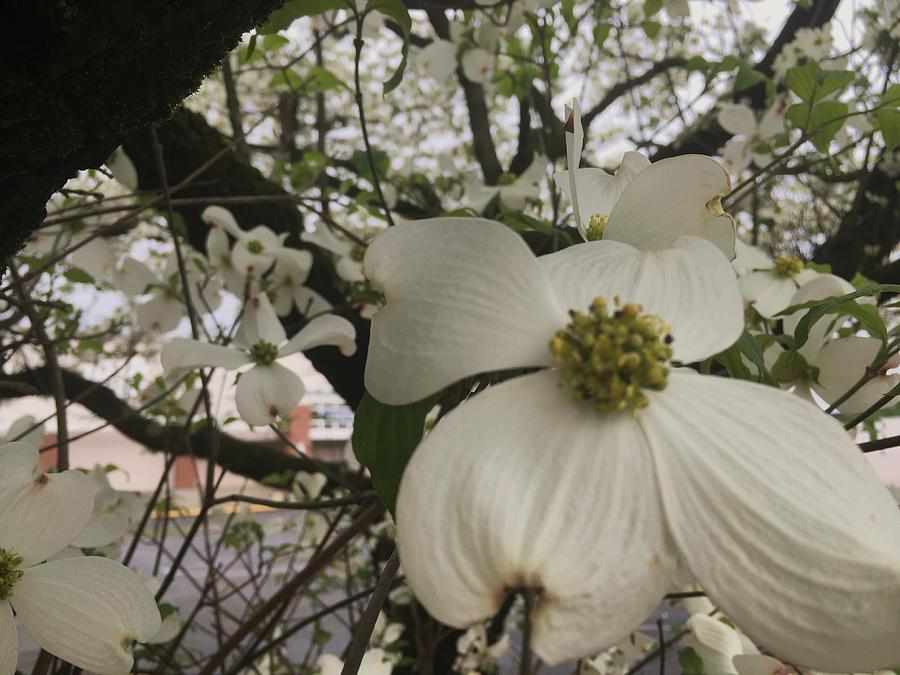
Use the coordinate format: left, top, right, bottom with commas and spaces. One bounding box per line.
363, 218, 900, 670
0, 443, 160, 675
161, 293, 356, 426
553, 98, 735, 258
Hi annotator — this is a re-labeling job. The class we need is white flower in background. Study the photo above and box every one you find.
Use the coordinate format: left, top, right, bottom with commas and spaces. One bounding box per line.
553, 98, 735, 257
460, 47, 494, 84
292, 471, 327, 500
70, 466, 146, 550
738, 255, 818, 318
793, 25, 832, 60
684, 614, 758, 675
161, 293, 356, 426
454, 624, 510, 672
203, 205, 250, 295
104, 146, 138, 190
464, 155, 547, 212
372, 611, 404, 649
0, 442, 160, 674
70, 235, 118, 281
301, 225, 366, 283
664, 0, 690, 19
316, 649, 392, 675
363, 217, 900, 669
122, 252, 223, 334
417, 39, 457, 80
717, 103, 786, 175
584, 632, 655, 675
265, 248, 332, 318
731, 239, 772, 277
777, 275, 899, 414
146, 610, 182, 645
0, 416, 44, 448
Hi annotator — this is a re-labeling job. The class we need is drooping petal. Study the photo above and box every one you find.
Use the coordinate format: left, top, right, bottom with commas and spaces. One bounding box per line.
235, 364, 305, 426
363, 218, 566, 405
301, 226, 351, 257
685, 614, 745, 675
813, 336, 899, 415
564, 98, 584, 233
336, 255, 365, 283
235, 293, 287, 349
160, 338, 251, 375
605, 155, 735, 259
104, 147, 138, 190
0, 444, 94, 566
11, 557, 160, 675
279, 314, 357, 358
538, 237, 743, 363
396, 371, 676, 665
643, 370, 900, 672
201, 205, 243, 238
70, 489, 133, 549
0, 601, 16, 675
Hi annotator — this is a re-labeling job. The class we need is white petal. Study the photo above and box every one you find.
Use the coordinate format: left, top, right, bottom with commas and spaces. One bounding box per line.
105, 147, 138, 190
364, 218, 565, 405
3, 417, 44, 449
538, 237, 743, 363
553, 168, 620, 234
336, 255, 366, 283
273, 247, 313, 281
70, 489, 132, 549
605, 155, 735, 259
11, 557, 161, 675
417, 39, 457, 80
0, 601, 16, 675
564, 98, 584, 232
160, 338, 250, 374
201, 205, 243, 238
292, 287, 333, 317
722, 137, 753, 175
279, 314, 357, 358
231, 238, 276, 276
146, 612, 181, 644
317, 654, 344, 675
738, 271, 797, 319
460, 47, 494, 84
685, 614, 744, 675
235, 293, 287, 348
814, 336, 899, 415
205, 226, 232, 266
114, 258, 158, 297
732, 240, 772, 277
733, 654, 788, 675
643, 371, 900, 672
757, 104, 786, 138
717, 103, 757, 136
396, 371, 676, 665
235, 364, 304, 426
301, 227, 351, 257
0, 445, 94, 566
136, 293, 183, 333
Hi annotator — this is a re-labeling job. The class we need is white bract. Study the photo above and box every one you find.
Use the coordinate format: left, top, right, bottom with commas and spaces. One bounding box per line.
161, 293, 356, 426
739, 255, 818, 318
363, 215, 900, 669
417, 39, 457, 80
460, 47, 494, 84
0, 443, 160, 675
301, 225, 366, 283
463, 155, 547, 212
553, 98, 735, 258
717, 103, 785, 175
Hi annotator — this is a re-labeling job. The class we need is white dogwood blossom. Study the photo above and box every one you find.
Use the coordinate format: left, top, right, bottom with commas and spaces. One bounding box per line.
0, 443, 160, 675
553, 98, 735, 258
161, 293, 356, 425
717, 103, 785, 175
363, 217, 900, 670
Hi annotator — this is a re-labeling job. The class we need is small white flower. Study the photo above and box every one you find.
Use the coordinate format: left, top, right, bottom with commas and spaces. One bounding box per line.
0, 443, 160, 674
460, 47, 494, 84
464, 155, 547, 212
301, 225, 366, 283
718, 103, 785, 175
417, 39, 457, 80
739, 256, 819, 318
161, 293, 356, 426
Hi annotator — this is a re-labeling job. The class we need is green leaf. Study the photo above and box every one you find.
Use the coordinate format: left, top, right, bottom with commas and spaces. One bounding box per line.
786, 101, 848, 153
593, 23, 612, 46
258, 0, 344, 34
714, 330, 778, 386
851, 271, 878, 291
64, 267, 95, 284
268, 69, 304, 90
734, 65, 768, 92
262, 34, 289, 51
305, 65, 346, 93
778, 284, 899, 348
786, 62, 819, 102
770, 349, 817, 383
643, 0, 664, 17
685, 55, 709, 72
640, 20, 661, 39
876, 84, 900, 151
806, 262, 832, 274
679, 647, 705, 675
352, 148, 390, 181
367, 0, 411, 94
351, 393, 435, 514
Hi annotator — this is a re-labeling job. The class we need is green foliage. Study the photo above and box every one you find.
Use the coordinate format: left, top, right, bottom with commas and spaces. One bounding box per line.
366, 0, 411, 94
352, 149, 389, 182
679, 647, 705, 675
714, 330, 778, 386
63, 267, 96, 284
770, 349, 817, 383
351, 393, 434, 514
786, 63, 854, 104
779, 284, 899, 349
876, 84, 900, 151
786, 101, 848, 153
258, 0, 345, 34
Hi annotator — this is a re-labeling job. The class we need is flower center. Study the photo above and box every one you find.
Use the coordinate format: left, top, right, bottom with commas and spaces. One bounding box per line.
246, 239, 265, 255
498, 172, 517, 186
549, 297, 673, 415
773, 256, 804, 277
0, 548, 24, 600
249, 340, 279, 366
585, 213, 608, 241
